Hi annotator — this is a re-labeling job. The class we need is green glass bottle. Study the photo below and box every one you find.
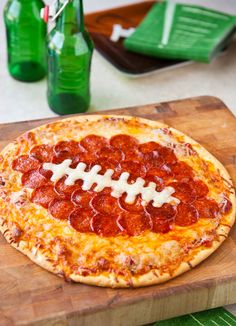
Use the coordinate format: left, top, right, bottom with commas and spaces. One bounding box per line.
47, 0, 93, 115
4, 0, 47, 82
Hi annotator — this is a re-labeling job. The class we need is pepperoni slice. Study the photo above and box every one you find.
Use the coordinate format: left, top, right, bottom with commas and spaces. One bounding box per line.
161, 164, 173, 176
48, 199, 75, 220
70, 152, 96, 168
12, 155, 40, 173
110, 134, 139, 152
123, 148, 143, 162
54, 176, 82, 199
71, 189, 94, 207
90, 158, 121, 180
91, 194, 120, 215
168, 182, 196, 203
144, 175, 164, 192
175, 203, 199, 226
143, 153, 164, 168
118, 195, 144, 213
31, 185, 58, 208
97, 146, 124, 161
189, 179, 208, 198
22, 169, 48, 189
139, 141, 163, 154
139, 141, 164, 167
120, 161, 146, 181
39, 166, 53, 180
91, 213, 124, 236
52, 141, 85, 164
54, 140, 83, 156
219, 196, 232, 214
80, 135, 108, 152
145, 203, 177, 219
159, 147, 177, 164
195, 199, 219, 219
30, 144, 54, 162
147, 164, 173, 180
91, 158, 120, 173
152, 218, 172, 233
69, 208, 93, 233
99, 187, 113, 195
171, 161, 194, 182
119, 212, 152, 236
52, 151, 72, 164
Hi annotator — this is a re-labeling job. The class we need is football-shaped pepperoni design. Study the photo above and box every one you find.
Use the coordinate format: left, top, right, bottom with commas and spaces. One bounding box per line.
12, 135, 224, 237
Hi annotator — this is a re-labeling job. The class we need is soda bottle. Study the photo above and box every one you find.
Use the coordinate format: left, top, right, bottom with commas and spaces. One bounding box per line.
46, 0, 94, 115
4, 0, 47, 82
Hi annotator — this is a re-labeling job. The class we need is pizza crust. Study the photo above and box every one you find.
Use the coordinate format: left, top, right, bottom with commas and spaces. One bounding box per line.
0, 115, 235, 288
1, 219, 232, 288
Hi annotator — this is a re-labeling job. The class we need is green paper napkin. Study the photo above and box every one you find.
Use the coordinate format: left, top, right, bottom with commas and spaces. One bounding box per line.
124, 2, 236, 63
154, 307, 236, 325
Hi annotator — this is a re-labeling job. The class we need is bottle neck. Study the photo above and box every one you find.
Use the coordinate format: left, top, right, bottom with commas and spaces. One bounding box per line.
56, 0, 84, 34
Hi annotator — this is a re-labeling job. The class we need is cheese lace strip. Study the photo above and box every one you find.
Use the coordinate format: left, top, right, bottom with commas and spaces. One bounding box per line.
43, 159, 180, 208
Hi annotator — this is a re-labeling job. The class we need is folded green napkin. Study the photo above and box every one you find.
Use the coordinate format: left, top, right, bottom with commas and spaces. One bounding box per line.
124, 2, 236, 62
154, 307, 236, 325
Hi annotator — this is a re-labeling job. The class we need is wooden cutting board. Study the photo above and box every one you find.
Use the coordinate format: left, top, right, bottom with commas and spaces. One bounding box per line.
0, 96, 236, 326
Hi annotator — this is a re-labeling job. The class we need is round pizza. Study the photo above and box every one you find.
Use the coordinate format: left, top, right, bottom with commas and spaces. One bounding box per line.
0, 115, 235, 288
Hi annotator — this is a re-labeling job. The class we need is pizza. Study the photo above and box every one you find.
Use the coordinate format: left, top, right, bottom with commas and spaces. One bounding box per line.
0, 115, 235, 288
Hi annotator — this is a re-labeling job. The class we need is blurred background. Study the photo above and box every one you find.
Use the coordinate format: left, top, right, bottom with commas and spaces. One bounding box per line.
0, 0, 236, 123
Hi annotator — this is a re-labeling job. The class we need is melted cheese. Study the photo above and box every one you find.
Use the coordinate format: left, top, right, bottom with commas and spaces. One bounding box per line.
153, 128, 173, 145
43, 160, 180, 207
10, 189, 27, 206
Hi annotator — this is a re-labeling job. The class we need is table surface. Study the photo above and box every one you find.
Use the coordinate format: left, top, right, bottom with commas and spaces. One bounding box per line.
0, 0, 236, 320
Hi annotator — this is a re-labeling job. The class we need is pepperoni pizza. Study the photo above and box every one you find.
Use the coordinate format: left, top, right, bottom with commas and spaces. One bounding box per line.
0, 115, 235, 287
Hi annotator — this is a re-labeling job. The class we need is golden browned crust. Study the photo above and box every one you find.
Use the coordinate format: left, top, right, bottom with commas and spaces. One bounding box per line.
0, 115, 235, 288
0, 220, 233, 288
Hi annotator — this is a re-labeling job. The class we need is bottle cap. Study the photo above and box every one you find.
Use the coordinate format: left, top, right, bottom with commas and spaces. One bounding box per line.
40, 6, 49, 23
40, 0, 70, 23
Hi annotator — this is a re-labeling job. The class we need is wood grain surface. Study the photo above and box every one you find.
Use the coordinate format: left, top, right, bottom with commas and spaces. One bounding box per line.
0, 96, 236, 326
